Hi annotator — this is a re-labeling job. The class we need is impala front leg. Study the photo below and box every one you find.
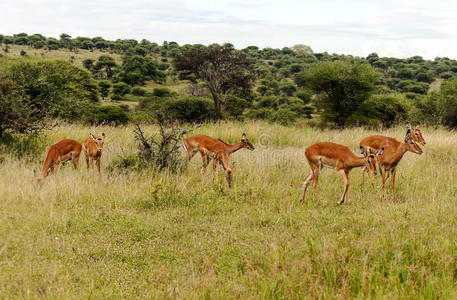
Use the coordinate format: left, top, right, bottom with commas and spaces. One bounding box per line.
337, 169, 350, 204
380, 168, 386, 200
200, 152, 209, 175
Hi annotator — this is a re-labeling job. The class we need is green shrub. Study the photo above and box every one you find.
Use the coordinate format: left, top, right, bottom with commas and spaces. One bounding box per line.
90, 105, 129, 125
223, 95, 250, 119
148, 96, 214, 123
152, 87, 177, 97
271, 108, 298, 125
112, 82, 131, 99
131, 86, 147, 96
347, 94, 409, 127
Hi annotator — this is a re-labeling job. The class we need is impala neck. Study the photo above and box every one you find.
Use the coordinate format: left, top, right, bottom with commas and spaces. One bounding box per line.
225, 142, 244, 154
349, 155, 367, 169
388, 143, 408, 163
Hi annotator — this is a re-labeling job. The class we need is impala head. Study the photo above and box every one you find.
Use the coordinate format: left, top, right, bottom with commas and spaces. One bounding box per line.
404, 126, 423, 155
411, 124, 426, 146
363, 148, 384, 176
224, 162, 236, 188
241, 133, 255, 150
91, 133, 105, 153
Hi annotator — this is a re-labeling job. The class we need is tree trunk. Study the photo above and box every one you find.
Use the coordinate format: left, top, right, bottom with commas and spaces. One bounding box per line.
214, 96, 222, 122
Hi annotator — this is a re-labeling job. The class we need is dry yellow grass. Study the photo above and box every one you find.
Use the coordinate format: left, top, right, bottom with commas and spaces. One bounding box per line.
0, 121, 456, 298
2, 44, 122, 68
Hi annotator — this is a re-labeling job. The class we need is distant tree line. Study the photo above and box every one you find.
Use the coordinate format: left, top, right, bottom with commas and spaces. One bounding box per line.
1, 33, 457, 133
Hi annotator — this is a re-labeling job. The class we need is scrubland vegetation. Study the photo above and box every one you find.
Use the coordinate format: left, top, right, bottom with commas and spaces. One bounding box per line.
1, 33, 457, 298
1, 122, 456, 298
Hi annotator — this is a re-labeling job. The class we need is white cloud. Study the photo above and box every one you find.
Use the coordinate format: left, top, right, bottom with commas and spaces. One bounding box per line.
1, 0, 456, 59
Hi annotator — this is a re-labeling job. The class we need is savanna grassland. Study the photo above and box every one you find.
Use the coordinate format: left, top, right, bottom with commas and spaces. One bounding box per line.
0, 121, 456, 298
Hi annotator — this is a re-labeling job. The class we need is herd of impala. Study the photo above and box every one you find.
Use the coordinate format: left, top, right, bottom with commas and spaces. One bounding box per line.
38, 123, 426, 204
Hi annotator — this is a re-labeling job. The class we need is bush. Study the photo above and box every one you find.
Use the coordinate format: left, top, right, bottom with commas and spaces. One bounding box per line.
153, 87, 177, 97
439, 72, 453, 79
223, 95, 250, 119
90, 105, 129, 125
131, 87, 147, 96
271, 108, 298, 125
148, 96, 214, 123
347, 94, 409, 127
0, 57, 99, 134
436, 79, 457, 128
112, 82, 131, 99
396, 80, 429, 94
296, 89, 312, 104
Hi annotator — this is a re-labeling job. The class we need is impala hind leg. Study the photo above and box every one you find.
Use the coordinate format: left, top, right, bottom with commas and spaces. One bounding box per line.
72, 152, 80, 170
311, 166, 320, 199
337, 169, 350, 205
391, 168, 397, 201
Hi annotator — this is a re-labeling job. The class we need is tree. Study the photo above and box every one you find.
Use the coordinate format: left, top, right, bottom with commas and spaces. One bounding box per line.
93, 55, 117, 79
306, 61, 378, 127
82, 59, 95, 71
118, 55, 165, 86
112, 82, 131, 99
0, 57, 99, 134
98, 80, 112, 100
436, 79, 457, 128
173, 43, 253, 121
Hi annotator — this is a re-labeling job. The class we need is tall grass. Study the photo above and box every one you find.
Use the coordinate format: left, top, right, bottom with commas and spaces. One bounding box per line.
0, 121, 456, 298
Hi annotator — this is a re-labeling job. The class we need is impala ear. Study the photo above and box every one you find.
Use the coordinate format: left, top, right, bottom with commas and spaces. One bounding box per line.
406, 122, 412, 130
241, 133, 246, 141
415, 125, 420, 130
102, 132, 105, 138
360, 147, 367, 157
375, 147, 384, 156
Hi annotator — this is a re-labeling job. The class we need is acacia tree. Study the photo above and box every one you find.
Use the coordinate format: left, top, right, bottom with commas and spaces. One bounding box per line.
173, 43, 253, 121
306, 61, 378, 127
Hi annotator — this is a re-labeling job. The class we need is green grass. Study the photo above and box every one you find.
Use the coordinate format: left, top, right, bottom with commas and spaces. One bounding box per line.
0, 121, 456, 298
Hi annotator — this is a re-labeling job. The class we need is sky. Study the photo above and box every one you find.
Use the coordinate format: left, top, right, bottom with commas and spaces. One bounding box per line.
1, 0, 457, 59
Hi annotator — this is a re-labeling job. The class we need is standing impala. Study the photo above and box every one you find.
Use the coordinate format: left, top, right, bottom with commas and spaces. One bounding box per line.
359, 123, 425, 186
300, 142, 382, 204
84, 133, 105, 173
376, 129, 423, 201
183, 133, 254, 186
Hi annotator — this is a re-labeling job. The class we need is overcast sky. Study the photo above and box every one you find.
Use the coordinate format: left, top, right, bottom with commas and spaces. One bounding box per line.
1, 0, 457, 59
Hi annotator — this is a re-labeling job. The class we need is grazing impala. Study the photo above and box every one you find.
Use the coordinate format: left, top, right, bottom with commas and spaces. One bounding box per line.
376, 129, 423, 201
183, 133, 254, 175
84, 133, 105, 173
206, 149, 235, 187
37, 139, 82, 181
300, 142, 383, 204
359, 123, 424, 186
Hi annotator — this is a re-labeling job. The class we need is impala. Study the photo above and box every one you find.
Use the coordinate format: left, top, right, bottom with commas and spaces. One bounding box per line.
206, 148, 235, 187
37, 139, 82, 181
300, 142, 383, 204
376, 129, 423, 201
359, 123, 425, 186
183, 133, 254, 175
84, 133, 105, 173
